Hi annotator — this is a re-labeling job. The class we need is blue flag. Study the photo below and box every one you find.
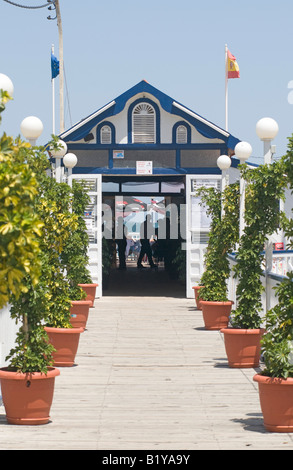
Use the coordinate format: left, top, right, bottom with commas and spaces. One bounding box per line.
51, 53, 59, 79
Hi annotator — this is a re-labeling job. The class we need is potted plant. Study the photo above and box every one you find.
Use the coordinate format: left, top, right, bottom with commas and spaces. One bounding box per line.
0, 100, 59, 425
192, 285, 204, 310
66, 179, 99, 307
38, 177, 85, 366
102, 237, 114, 290
16, 144, 85, 368
254, 271, 293, 432
195, 182, 239, 330
60, 179, 93, 327
221, 159, 286, 368
172, 234, 187, 285
253, 135, 293, 432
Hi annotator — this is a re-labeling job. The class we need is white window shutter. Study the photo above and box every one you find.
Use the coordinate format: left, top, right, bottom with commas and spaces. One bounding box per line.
101, 125, 112, 144
132, 103, 155, 143
176, 125, 188, 144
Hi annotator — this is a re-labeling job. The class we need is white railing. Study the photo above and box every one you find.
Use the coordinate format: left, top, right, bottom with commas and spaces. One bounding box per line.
228, 252, 291, 320
271, 250, 293, 276
0, 305, 19, 403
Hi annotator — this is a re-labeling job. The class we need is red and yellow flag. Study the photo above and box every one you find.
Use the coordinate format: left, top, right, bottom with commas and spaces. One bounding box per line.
227, 50, 240, 79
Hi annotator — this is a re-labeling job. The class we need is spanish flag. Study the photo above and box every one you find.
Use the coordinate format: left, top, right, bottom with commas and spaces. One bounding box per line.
227, 50, 240, 79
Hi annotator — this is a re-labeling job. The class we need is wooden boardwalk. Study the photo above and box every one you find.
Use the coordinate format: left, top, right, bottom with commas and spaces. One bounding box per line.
1, 267, 293, 450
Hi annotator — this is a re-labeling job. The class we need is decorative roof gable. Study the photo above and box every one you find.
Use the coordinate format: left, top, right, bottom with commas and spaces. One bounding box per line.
60, 80, 240, 150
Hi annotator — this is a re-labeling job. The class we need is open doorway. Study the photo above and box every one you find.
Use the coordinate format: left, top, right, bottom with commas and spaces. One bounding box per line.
101, 177, 186, 297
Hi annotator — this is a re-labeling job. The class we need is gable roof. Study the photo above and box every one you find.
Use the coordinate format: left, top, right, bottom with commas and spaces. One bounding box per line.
60, 80, 240, 150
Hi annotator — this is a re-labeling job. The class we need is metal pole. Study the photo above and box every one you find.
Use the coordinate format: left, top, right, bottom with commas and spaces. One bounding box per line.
264, 139, 273, 312
225, 44, 228, 131
263, 140, 272, 165
239, 175, 245, 240
51, 44, 55, 135
55, 0, 64, 133
221, 169, 228, 218
55, 158, 62, 183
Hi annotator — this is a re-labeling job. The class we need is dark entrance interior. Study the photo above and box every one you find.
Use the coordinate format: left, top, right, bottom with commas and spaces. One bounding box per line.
102, 176, 186, 297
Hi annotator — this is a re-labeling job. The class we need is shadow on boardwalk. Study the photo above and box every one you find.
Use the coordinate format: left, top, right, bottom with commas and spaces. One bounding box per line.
104, 263, 186, 298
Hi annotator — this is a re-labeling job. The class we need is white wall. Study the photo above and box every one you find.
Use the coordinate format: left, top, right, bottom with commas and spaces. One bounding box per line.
0, 305, 18, 368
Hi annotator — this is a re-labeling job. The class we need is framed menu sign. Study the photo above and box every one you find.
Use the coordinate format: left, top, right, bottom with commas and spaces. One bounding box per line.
136, 161, 153, 175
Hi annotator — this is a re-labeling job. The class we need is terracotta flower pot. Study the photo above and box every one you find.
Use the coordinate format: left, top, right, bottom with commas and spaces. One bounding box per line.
200, 300, 233, 330
253, 374, 293, 432
192, 286, 204, 310
78, 283, 98, 307
70, 300, 92, 329
44, 326, 84, 367
221, 328, 265, 368
0, 367, 60, 425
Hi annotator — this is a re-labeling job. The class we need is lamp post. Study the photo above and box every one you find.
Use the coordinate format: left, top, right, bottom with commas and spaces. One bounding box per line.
0, 73, 14, 97
20, 116, 43, 146
217, 154, 231, 217
63, 152, 77, 187
256, 117, 279, 165
256, 117, 279, 312
49, 139, 67, 183
235, 141, 252, 241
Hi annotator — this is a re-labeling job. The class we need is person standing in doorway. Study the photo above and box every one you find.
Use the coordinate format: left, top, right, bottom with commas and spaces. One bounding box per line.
115, 217, 127, 270
137, 215, 157, 269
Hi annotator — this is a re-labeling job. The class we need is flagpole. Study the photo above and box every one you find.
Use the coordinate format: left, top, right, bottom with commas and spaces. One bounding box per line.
225, 44, 228, 131
51, 44, 55, 135
55, 0, 64, 133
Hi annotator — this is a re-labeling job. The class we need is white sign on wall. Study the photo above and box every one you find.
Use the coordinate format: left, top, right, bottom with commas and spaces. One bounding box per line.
136, 161, 153, 175
113, 150, 124, 159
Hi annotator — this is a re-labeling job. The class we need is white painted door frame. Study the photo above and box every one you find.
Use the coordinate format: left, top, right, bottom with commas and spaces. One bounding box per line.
69, 174, 103, 298
185, 175, 221, 298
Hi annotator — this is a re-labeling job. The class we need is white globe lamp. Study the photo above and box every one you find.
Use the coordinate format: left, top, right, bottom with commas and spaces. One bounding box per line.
0, 73, 14, 97
256, 118, 279, 141
235, 141, 252, 163
20, 116, 43, 146
50, 139, 67, 158
63, 153, 78, 169
63, 153, 78, 187
217, 154, 231, 171
256, 118, 279, 165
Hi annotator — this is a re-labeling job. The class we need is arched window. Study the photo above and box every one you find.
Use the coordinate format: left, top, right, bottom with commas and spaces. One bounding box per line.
100, 125, 112, 144
132, 103, 155, 143
176, 125, 188, 144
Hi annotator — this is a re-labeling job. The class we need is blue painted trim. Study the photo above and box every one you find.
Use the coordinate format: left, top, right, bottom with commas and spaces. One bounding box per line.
172, 121, 191, 144
269, 273, 289, 281
231, 157, 261, 169
96, 121, 116, 144
229, 250, 293, 258
127, 97, 160, 144
176, 149, 181, 169
228, 253, 291, 282
73, 167, 222, 176
61, 106, 115, 142
66, 142, 227, 151
170, 102, 240, 148
109, 149, 113, 169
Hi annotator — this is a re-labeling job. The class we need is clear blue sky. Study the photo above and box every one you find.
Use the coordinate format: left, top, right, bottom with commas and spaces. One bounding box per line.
1, 0, 293, 162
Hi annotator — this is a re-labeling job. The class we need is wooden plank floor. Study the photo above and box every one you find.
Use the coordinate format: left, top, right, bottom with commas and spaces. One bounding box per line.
1, 267, 293, 450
